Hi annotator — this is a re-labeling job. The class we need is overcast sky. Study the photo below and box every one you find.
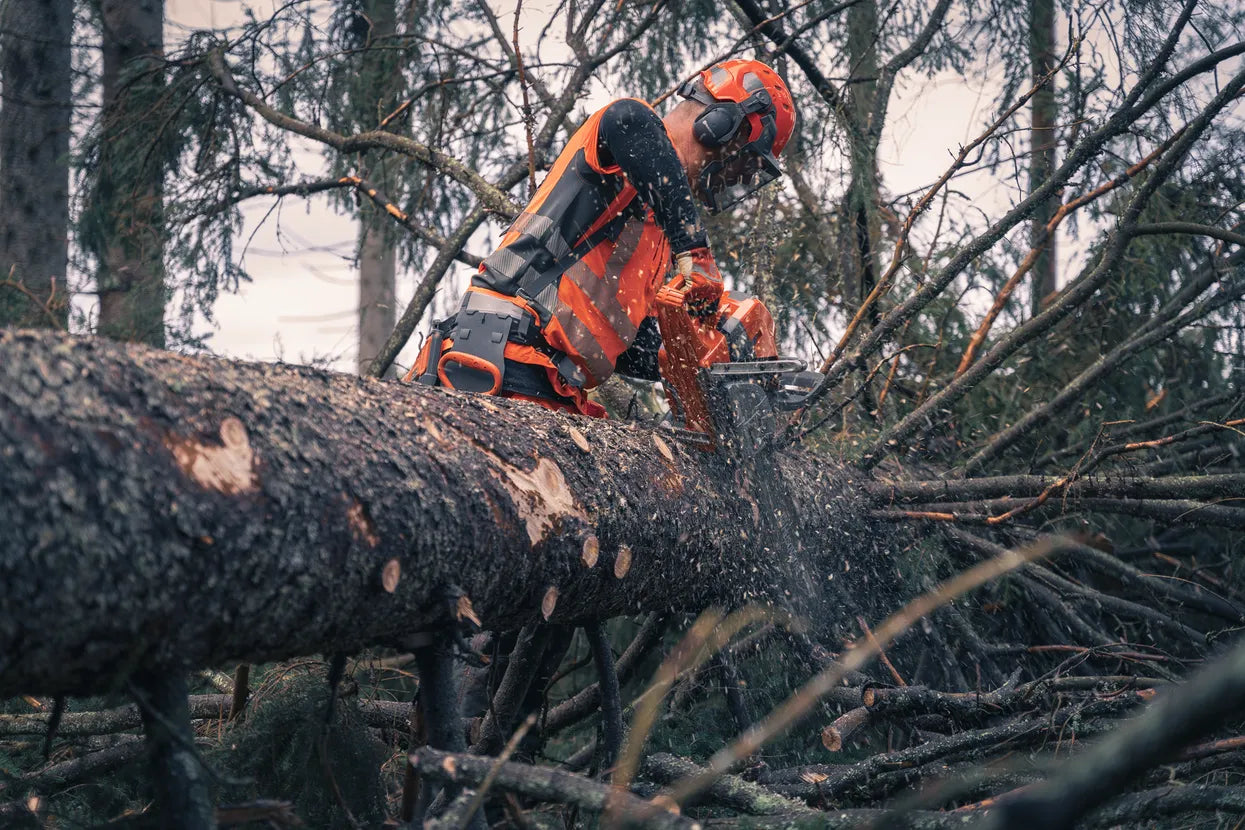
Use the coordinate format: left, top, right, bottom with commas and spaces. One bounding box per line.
163, 0, 1021, 376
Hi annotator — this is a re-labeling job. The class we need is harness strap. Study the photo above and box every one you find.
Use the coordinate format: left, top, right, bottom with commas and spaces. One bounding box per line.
442, 187, 642, 395
513, 189, 640, 326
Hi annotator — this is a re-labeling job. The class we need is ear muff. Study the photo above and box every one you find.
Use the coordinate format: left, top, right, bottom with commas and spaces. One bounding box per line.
693, 101, 744, 148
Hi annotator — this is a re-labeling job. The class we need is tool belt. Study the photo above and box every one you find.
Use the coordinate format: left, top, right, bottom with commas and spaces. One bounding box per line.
415, 289, 586, 398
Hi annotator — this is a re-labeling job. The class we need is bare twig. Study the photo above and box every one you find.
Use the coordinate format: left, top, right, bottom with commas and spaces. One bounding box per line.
340, 175, 483, 266
409, 747, 694, 830
0, 269, 66, 330
856, 615, 907, 686
454, 713, 538, 830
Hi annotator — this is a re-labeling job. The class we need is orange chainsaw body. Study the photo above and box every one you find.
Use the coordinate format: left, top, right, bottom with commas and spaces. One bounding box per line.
655, 286, 779, 447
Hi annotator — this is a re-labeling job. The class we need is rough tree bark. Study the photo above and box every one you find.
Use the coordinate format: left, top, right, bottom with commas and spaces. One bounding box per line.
91, 0, 166, 346
0, 329, 883, 698
0, 0, 73, 329
1029, 0, 1059, 314
358, 210, 398, 375
844, 0, 883, 310
355, 0, 399, 377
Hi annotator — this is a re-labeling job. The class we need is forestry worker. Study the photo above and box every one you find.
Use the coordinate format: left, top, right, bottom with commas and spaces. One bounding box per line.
407, 59, 797, 417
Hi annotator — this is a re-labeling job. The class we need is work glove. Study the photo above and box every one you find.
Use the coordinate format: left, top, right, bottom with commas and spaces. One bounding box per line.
671, 247, 724, 318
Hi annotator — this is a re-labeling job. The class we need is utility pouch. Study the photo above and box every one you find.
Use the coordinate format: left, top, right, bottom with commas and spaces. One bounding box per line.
438, 308, 514, 394
437, 291, 535, 395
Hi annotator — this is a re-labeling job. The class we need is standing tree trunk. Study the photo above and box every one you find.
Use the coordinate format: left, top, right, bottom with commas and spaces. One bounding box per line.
90, 0, 166, 347
355, 0, 400, 376
0, 0, 73, 329
844, 0, 883, 314
1029, 0, 1058, 315
358, 212, 398, 375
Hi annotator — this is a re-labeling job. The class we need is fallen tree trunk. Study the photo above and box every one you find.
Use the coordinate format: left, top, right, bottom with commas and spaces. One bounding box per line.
0, 330, 877, 697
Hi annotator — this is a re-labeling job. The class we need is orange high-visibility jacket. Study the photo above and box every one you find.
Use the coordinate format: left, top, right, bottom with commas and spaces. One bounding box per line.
469, 99, 674, 393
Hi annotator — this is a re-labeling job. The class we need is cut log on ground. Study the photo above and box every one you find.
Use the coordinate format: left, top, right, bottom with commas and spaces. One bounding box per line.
0, 330, 882, 697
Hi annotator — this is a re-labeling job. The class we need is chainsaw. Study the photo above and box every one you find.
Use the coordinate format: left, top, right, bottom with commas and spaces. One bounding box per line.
655, 285, 821, 456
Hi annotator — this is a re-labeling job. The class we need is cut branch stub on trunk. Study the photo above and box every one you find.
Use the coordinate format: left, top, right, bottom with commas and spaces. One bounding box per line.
0, 330, 876, 697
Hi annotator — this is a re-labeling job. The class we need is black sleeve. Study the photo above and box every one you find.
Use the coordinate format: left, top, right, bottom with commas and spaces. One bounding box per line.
597, 99, 709, 254
614, 315, 663, 381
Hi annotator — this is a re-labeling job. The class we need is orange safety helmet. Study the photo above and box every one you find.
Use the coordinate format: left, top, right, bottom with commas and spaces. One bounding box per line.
678, 59, 797, 213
